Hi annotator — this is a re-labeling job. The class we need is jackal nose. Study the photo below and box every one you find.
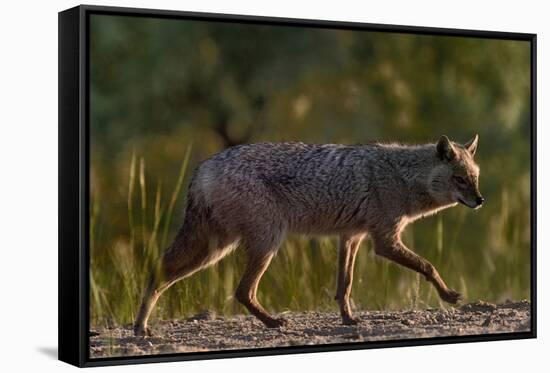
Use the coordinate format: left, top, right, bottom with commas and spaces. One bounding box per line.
476, 196, 485, 206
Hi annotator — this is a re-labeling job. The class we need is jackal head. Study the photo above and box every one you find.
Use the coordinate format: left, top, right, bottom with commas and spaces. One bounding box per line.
429, 134, 484, 209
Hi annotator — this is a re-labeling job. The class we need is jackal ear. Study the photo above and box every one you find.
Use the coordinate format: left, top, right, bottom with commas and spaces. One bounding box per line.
436, 135, 456, 161
464, 134, 479, 157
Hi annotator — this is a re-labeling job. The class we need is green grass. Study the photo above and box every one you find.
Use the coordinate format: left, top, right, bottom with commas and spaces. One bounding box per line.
89, 149, 531, 327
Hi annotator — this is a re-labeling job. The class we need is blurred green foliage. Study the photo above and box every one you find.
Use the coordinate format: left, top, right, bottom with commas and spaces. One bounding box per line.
89, 15, 531, 326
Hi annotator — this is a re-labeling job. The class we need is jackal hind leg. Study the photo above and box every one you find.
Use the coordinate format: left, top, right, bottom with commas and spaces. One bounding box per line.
335, 234, 365, 325
134, 274, 172, 337
235, 232, 286, 328
372, 236, 462, 305
134, 235, 238, 337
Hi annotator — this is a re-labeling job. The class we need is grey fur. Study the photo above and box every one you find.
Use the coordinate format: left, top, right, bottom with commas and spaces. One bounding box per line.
134, 135, 483, 334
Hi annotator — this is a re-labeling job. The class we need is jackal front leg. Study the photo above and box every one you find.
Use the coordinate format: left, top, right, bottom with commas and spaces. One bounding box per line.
373, 236, 462, 305
335, 234, 365, 325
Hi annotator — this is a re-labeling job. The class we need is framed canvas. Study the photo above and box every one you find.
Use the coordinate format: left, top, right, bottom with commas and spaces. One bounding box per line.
58, 4, 537, 367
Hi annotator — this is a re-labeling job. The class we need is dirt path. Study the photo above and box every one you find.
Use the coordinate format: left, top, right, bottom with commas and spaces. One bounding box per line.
90, 301, 531, 358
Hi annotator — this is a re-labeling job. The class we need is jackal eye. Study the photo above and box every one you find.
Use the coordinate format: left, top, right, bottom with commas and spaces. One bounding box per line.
453, 175, 466, 185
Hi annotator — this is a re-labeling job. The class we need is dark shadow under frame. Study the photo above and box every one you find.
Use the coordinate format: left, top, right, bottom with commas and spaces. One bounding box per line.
58, 4, 537, 368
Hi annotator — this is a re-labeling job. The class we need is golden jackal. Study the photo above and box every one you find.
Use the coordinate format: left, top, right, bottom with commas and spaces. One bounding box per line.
134, 135, 483, 335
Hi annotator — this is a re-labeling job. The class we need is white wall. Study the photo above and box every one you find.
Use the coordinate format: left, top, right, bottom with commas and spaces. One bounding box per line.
0, 0, 546, 371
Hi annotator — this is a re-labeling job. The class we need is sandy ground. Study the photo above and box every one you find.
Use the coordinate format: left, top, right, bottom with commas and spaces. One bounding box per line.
90, 300, 531, 358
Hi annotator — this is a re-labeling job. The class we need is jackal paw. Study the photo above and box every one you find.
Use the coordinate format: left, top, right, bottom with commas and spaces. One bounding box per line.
441, 289, 463, 305
264, 317, 288, 328
342, 316, 359, 325
134, 325, 154, 337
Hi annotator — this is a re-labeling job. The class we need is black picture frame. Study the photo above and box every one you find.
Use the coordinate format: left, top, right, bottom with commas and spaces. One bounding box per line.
58, 4, 537, 367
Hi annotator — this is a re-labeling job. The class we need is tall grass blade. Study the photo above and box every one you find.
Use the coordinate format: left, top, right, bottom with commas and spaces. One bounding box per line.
127, 151, 137, 251
161, 146, 192, 249
139, 157, 147, 252
437, 214, 443, 254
